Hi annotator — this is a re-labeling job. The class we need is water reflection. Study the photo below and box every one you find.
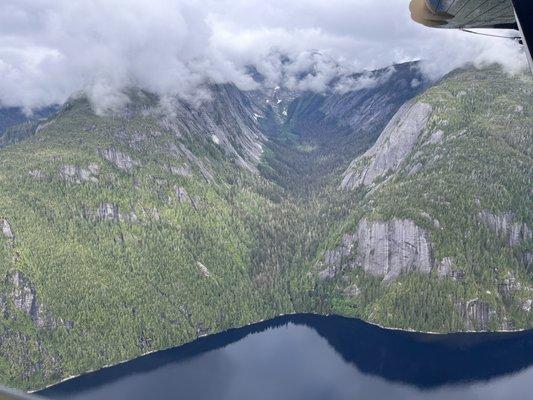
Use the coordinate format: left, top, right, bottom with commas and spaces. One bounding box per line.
40, 314, 533, 400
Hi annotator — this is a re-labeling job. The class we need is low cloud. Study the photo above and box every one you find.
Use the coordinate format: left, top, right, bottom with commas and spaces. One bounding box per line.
0, 0, 527, 112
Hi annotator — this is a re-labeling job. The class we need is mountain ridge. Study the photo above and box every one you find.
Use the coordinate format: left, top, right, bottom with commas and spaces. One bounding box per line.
0, 64, 531, 391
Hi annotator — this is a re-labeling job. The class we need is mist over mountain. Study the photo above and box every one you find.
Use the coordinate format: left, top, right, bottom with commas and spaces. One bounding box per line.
0, 61, 531, 391
0, 0, 527, 113
0, 0, 532, 394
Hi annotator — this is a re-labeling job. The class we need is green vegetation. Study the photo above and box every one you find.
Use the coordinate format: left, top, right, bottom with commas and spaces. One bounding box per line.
0, 66, 531, 391
320, 67, 532, 332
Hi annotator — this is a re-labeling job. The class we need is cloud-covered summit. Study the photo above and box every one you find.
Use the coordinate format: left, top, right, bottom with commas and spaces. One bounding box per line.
0, 0, 527, 113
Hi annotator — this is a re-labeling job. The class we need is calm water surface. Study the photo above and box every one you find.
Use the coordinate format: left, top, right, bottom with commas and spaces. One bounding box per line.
40, 314, 533, 400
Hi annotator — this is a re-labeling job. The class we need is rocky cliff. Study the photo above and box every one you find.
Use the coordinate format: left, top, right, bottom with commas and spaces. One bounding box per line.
319, 66, 532, 333
0, 65, 531, 391
341, 101, 432, 189
318, 218, 432, 282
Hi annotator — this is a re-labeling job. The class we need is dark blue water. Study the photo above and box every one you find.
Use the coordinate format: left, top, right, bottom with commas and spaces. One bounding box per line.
39, 314, 533, 400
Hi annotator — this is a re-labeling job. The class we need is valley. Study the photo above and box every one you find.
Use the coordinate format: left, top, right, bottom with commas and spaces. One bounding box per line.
0, 64, 531, 391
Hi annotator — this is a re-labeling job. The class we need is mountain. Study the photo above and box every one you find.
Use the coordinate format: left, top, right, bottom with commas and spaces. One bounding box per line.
0, 64, 531, 391
0, 106, 59, 149
321, 66, 532, 332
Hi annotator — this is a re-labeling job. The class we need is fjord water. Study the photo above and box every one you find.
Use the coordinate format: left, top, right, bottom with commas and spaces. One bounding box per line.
40, 315, 533, 400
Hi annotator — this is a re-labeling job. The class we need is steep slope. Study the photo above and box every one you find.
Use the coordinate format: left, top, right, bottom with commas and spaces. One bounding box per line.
0, 87, 302, 390
0, 65, 531, 391
258, 62, 428, 193
0, 107, 58, 148
318, 66, 532, 332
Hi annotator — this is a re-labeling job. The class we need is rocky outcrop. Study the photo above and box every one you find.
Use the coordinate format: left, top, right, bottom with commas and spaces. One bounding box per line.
341, 101, 432, 189
319, 218, 433, 282
167, 164, 191, 177
28, 169, 45, 179
284, 62, 428, 145
436, 257, 465, 281
59, 163, 99, 183
436, 257, 454, 278
100, 147, 139, 172
318, 234, 357, 280
460, 299, 495, 331
354, 218, 433, 281
96, 203, 121, 222
343, 284, 361, 298
3, 271, 52, 328
196, 262, 211, 278
177, 143, 214, 183
318, 266, 339, 280
157, 83, 265, 174
2, 219, 14, 239
498, 272, 522, 301
83, 203, 137, 223
174, 186, 190, 204
173, 186, 199, 209
523, 252, 533, 271
478, 210, 532, 247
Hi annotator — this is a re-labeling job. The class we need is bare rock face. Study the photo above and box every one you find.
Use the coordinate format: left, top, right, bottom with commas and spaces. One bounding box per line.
498, 272, 522, 301
100, 147, 139, 172
460, 299, 495, 331
157, 84, 265, 175
4, 271, 51, 328
478, 210, 532, 247
177, 143, 214, 183
28, 169, 45, 179
174, 186, 190, 204
436, 257, 454, 278
341, 101, 432, 189
426, 129, 444, 145
96, 203, 121, 222
167, 164, 191, 177
318, 218, 433, 282
436, 257, 465, 281
523, 252, 533, 271
196, 262, 211, 278
2, 219, 14, 239
59, 164, 99, 183
318, 234, 357, 280
354, 218, 433, 281
318, 266, 338, 280
173, 186, 199, 210
343, 284, 361, 298
83, 203, 137, 223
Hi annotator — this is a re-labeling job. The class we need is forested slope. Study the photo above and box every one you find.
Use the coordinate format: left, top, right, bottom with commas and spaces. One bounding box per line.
0, 65, 531, 391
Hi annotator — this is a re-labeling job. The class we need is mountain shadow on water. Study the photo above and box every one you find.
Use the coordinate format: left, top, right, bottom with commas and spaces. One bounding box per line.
39, 314, 533, 398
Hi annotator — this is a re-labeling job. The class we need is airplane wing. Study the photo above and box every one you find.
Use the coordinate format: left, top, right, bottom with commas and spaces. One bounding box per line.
410, 0, 533, 72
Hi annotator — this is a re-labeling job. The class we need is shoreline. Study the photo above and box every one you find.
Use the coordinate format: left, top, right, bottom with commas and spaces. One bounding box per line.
29, 311, 532, 394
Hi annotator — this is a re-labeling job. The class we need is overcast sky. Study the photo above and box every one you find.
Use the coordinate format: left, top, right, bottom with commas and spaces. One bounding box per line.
0, 0, 527, 112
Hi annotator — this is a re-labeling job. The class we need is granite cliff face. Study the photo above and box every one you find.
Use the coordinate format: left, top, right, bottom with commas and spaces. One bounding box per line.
341, 101, 432, 189
0, 65, 531, 391
353, 218, 433, 281
2, 271, 50, 328
156, 84, 265, 174
460, 299, 495, 331
284, 63, 428, 139
319, 218, 433, 282
320, 66, 532, 334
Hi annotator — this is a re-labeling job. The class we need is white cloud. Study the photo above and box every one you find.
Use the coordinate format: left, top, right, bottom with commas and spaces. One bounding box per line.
0, 0, 527, 111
